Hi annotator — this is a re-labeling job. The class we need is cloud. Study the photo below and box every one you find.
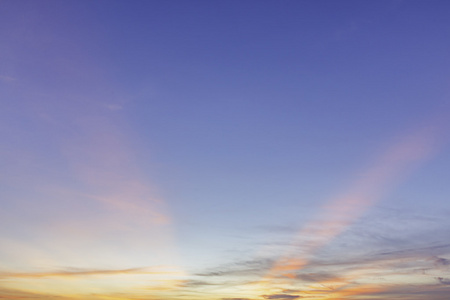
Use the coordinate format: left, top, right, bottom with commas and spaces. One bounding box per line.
105, 103, 123, 111
337, 283, 450, 300
436, 277, 450, 285
196, 258, 273, 277
189, 224, 450, 298
264, 117, 449, 280
0, 267, 182, 279
262, 294, 300, 299
378, 244, 450, 258
434, 257, 450, 267
62, 115, 172, 226
306, 242, 450, 275
0, 286, 68, 299
187, 203, 450, 300
281, 290, 302, 294
180, 280, 219, 287
0, 75, 16, 82
256, 224, 297, 234
296, 272, 339, 283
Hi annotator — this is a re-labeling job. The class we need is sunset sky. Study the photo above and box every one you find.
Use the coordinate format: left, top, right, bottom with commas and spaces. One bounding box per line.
1, 1, 450, 299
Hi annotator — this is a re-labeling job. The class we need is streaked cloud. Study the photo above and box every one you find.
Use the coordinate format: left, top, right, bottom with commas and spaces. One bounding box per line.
436, 277, 450, 285
0, 266, 183, 279
0, 287, 71, 299
262, 294, 300, 299
0, 75, 16, 82
265, 115, 450, 279
185, 207, 450, 300
62, 114, 171, 225
105, 103, 124, 111
196, 258, 274, 278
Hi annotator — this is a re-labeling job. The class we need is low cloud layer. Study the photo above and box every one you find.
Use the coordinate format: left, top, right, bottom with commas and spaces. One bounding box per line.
262, 294, 300, 299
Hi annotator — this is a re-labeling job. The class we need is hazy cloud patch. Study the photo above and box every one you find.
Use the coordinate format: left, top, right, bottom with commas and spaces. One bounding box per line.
0, 286, 66, 299
262, 294, 300, 299
296, 272, 338, 282
437, 277, 450, 285
0, 267, 179, 279
196, 258, 273, 278
105, 103, 123, 111
180, 280, 219, 287
434, 257, 450, 267
0, 75, 16, 82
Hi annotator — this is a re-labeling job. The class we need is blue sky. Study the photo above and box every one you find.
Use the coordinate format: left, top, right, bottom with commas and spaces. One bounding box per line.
1, 1, 450, 299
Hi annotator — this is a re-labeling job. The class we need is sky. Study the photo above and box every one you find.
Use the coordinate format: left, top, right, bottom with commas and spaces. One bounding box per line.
1, 0, 450, 299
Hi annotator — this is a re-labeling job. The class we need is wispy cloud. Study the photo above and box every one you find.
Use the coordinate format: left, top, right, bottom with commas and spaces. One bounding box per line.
62, 114, 171, 226
0, 287, 70, 299
264, 114, 450, 280
181, 280, 222, 287
262, 294, 300, 299
436, 277, 450, 285
0, 76, 183, 296
105, 103, 123, 111
0, 266, 183, 279
434, 257, 450, 268
0, 75, 16, 83
196, 258, 274, 278
187, 207, 450, 300
0, 266, 188, 300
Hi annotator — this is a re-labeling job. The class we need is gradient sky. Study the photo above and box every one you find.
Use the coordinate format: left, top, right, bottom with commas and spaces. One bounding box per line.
1, 1, 450, 299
